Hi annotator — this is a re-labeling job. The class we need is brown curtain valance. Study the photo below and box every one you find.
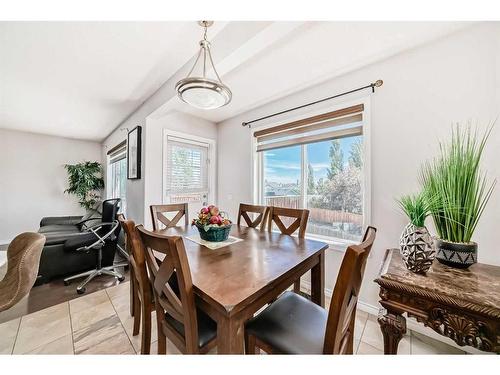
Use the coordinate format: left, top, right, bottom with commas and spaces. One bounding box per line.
254, 104, 364, 152
107, 140, 127, 155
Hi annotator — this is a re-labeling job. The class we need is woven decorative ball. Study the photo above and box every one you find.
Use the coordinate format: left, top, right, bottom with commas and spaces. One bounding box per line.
196, 222, 231, 242
399, 223, 435, 273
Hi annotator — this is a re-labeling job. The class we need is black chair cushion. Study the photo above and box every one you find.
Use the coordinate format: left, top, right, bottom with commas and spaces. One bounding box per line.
165, 308, 217, 348
245, 291, 327, 354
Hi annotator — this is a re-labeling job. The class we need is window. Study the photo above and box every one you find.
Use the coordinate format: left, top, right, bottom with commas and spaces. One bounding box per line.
164, 135, 210, 206
107, 141, 127, 214
256, 103, 367, 245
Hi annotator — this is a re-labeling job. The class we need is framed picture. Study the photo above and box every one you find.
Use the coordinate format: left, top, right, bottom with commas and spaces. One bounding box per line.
127, 126, 142, 179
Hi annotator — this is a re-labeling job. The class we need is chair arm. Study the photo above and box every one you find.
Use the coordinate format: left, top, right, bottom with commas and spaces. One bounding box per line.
40, 216, 83, 227
64, 221, 119, 252
76, 217, 102, 230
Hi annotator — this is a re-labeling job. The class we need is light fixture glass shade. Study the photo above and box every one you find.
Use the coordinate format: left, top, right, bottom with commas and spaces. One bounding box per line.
176, 77, 232, 110
175, 21, 232, 110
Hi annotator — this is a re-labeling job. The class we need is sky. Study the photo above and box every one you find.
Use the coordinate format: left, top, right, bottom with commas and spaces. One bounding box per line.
264, 135, 361, 184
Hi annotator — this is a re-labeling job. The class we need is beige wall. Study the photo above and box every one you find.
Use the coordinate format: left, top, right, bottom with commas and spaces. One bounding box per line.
0, 128, 102, 242
217, 23, 500, 308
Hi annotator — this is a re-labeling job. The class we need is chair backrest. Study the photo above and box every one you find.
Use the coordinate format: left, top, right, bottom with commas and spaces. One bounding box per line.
98, 198, 121, 239
237, 203, 269, 230
102, 198, 121, 222
136, 225, 199, 353
323, 226, 377, 354
267, 206, 309, 238
117, 214, 149, 292
0, 232, 46, 312
150, 203, 189, 231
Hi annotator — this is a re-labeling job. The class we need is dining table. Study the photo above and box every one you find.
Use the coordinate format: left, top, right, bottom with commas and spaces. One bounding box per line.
153, 224, 329, 354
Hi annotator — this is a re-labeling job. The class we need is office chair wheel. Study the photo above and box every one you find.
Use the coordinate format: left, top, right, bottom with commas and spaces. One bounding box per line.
118, 275, 125, 282
64, 280, 71, 286
77, 287, 86, 294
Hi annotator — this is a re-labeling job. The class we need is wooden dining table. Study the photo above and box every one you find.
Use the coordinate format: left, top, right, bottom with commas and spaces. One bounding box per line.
153, 224, 328, 354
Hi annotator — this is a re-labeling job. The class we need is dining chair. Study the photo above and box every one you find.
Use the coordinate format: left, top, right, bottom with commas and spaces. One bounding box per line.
237, 203, 269, 230
150, 203, 189, 231
266, 206, 310, 293
244, 226, 377, 354
137, 225, 217, 354
117, 214, 153, 354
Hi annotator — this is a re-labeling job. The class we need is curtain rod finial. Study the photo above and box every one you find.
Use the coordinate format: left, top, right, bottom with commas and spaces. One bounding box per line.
375, 79, 383, 87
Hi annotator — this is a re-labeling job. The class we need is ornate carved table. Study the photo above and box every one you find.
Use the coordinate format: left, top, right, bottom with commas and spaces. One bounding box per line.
375, 249, 500, 354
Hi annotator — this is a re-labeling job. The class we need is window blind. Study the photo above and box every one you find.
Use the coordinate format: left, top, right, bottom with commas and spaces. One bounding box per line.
108, 141, 127, 164
254, 104, 363, 152
165, 137, 209, 194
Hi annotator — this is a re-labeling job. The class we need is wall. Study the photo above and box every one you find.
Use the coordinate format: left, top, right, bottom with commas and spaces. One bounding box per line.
0, 128, 102, 242
217, 23, 500, 308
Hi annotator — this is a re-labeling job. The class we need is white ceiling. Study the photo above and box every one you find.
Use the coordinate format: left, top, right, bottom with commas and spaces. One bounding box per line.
0, 21, 471, 141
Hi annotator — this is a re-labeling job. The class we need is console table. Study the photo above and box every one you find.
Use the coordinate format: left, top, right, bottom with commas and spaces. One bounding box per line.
375, 249, 500, 354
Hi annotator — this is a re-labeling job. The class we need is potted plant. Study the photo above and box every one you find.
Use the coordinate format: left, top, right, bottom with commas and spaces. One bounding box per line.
192, 205, 232, 242
64, 161, 105, 213
420, 124, 496, 268
397, 192, 435, 273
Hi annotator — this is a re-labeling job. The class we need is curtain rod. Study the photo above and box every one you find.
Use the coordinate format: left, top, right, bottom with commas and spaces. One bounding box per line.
242, 79, 383, 128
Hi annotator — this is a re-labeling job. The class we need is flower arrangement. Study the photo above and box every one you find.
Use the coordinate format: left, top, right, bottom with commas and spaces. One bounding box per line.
192, 205, 232, 242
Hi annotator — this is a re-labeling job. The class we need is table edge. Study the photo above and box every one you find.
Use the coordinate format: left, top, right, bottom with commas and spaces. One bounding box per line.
374, 250, 500, 319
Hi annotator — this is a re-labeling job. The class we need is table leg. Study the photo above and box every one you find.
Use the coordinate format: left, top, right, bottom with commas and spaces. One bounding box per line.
377, 308, 406, 354
310, 251, 325, 307
216, 315, 245, 354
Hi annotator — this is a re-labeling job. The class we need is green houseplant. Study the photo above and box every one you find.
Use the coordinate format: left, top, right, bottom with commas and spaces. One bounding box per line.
420, 124, 496, 268
64, 161, 105, 213
397, 192, 435, 273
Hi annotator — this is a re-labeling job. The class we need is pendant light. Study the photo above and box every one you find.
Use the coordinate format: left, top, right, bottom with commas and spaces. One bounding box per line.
175, 21, 232, 110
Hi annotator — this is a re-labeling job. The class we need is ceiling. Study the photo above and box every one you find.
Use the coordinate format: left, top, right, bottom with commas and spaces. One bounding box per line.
0, 21, 471, 141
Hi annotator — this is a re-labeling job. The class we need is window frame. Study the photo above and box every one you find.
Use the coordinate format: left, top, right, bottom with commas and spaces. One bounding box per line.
162, 129, 217, 206
252, 97, 372, 251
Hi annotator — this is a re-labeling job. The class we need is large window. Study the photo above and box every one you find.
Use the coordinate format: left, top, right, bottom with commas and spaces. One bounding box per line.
107, 142, 127, 214
257, 103, 367, 245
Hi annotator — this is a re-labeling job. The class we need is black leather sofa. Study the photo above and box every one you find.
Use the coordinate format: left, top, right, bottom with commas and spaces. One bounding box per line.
36, 199, 121, 285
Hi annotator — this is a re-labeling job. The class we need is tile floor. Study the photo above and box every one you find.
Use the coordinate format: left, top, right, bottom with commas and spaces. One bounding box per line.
0, 281, 465, 355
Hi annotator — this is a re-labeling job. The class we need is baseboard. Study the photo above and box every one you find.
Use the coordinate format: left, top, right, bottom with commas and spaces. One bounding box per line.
300, 280, 482, 354
0, 239, 10, 246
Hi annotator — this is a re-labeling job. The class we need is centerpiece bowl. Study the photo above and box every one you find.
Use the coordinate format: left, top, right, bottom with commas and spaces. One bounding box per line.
192, 205, 232, 242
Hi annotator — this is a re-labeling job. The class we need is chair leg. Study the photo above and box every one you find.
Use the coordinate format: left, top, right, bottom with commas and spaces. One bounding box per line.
346, 318, 355, 354
293, 279, 301, 293
101, 268, 125, 281
155, 302, 167, 355
140, 301, 152, 354
132, 287, 141, 337
130, 268, 136, 317
63, 269, 95, 284
76, 270, 100, 294
244, 332, 258, 354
